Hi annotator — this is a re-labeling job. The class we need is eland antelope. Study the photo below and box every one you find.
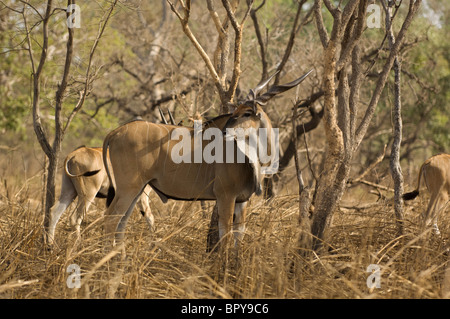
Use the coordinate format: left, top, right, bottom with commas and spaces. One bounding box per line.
46, 111, 178, 245
102, 70, 312, 251
46, 146, 154, 245
403, 153, 450, 235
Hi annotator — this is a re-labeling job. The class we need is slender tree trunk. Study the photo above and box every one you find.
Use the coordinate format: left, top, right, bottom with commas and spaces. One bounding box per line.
22, 0, 118, 241
292, 105, 313, 257
43, 0, 74, 227
43, 155, 59, 229
384, 0, 404, 235
390, 57, 404, 235
29, 0, 53, 230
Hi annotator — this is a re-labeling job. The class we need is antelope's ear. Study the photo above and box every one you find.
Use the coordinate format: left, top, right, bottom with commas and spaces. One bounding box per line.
227, 102, 237, 113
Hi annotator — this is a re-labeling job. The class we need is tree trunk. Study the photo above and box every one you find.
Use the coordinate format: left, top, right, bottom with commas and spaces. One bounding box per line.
309, 15, 346, 249
311, 163, 349, 251
384, 0, 404, 235
389, 58, 404, 235
43, 154, 59, 230
23, 0, 118, 242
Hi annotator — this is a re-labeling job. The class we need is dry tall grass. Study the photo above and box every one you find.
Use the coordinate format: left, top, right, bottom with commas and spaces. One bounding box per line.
0, 169, 449, 299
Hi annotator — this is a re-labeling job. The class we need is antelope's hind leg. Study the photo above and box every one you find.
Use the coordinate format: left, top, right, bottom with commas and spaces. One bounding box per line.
422, 183, 448, 236
430, 192, 449, 236
103, 186, 143, 298
47, 173, 77, 246
103, 186, 144, 248
71, 193, 95, 234
70, 175, 102, 236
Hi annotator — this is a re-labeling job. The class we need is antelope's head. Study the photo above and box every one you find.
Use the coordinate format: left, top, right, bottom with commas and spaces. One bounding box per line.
223, 69, 313, 135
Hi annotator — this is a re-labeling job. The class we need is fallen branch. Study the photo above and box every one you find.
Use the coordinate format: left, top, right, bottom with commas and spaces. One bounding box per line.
0, 279, 39, 294
355, 179, 394, 193
348, 144, 387, 184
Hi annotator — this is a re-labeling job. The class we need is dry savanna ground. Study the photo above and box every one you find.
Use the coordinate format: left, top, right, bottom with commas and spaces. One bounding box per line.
0, 166, 449, 299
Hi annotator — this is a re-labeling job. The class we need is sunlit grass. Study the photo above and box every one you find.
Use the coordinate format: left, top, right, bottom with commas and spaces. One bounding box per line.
0, 170, 449, 299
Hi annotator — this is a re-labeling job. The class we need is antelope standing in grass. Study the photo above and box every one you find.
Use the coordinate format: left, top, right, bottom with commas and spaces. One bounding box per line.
46, 111, 177, 246
46, 146, 154, 246
102, 70, 312, 251
403, 153, 450, 235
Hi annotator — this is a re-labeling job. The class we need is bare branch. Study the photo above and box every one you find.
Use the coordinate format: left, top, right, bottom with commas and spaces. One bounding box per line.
314, 0, 329, 48
249, 2, 268, 81
274, 0, 311, 85
19, 0, 43, 20
222, 0, 253, 103
207, 0, 230, 84
63, 0, 119, 133
348, 144, 386, 184
340, 0, 359, 31
336, 0, 367, 72
351, 179, 394, 193
21, 5, 35, 75
221, 0, 241, 31
53, 0, 75, 159
31, 0, 53, 158
348, 44, 362, 142
1, 1, 24, 14
167, 0, 224, 103
323, 0, 336, 15
207, 0, 227, 35
355, 0, 422, 148
292, 102, 305, 191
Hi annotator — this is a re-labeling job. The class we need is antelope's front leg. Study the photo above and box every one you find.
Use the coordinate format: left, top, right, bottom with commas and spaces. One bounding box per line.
233, 202, 247, 246
103, 207, 123, 250
216, 197, 236, 250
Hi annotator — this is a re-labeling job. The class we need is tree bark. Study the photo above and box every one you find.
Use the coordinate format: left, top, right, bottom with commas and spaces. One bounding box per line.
29, 1, 53, 229
310, 2, 346, 250
384, 0, 404, 235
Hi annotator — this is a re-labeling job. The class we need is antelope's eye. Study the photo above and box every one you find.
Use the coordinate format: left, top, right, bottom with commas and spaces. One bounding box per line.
243, 112, 252, 117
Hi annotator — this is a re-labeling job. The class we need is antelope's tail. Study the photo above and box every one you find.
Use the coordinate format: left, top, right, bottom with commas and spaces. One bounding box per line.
402, 162, 425, 201
64, 155, 101, 178
102, 132, 116, 195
